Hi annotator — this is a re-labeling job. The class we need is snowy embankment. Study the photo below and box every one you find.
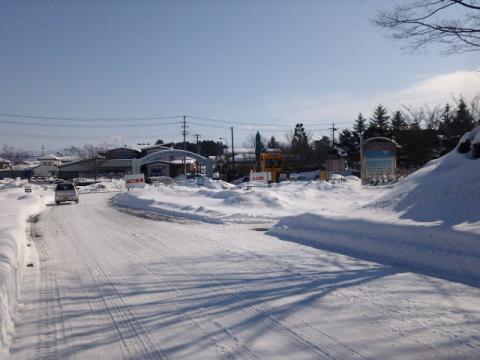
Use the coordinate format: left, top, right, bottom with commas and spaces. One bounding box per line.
111, 176, 379, 224
0, 181, 48, 354
77, 178, 125, 194
271, 127, 480, 284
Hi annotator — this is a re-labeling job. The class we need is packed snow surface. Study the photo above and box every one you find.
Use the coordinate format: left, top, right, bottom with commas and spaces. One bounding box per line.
8, 194, 480, 359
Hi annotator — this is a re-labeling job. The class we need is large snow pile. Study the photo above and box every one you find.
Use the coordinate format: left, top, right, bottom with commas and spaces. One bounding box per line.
270, 127, 480, 284
367, 126, 480, 232
0, 185, 49, 353
111, 177, 379, 224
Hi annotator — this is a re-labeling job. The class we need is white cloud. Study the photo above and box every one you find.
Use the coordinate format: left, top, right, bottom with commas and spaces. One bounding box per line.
264, 70, 480, 130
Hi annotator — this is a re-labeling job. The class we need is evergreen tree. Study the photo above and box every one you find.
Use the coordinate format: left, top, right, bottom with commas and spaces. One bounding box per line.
267, 136, 279, 149
452, 98, 475, 136
254, 131, 266, 170
438, 104, 452, 134
338, 129, 358, 167
290, 123, 313, 165
313, 136, 331, 165
441, 99, 475, 153
353, 112, 367, 134
367, 105, 391, 137
391, 111, 408, 134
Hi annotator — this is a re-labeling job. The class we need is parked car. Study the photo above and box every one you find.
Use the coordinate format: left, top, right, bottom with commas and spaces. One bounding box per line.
54, 182, 79, 205
24, 185, 32, 193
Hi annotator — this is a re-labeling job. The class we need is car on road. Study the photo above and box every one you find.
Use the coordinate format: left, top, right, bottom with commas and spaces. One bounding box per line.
54, 182, 79, 205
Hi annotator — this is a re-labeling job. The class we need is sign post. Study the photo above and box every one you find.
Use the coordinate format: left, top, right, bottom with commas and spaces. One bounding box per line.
361, 137, 399, 185
125, 173, 145, 190
249, 171, 271, 186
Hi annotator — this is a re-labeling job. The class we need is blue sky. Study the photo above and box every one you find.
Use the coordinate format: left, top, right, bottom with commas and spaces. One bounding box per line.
0, 0, 478, 152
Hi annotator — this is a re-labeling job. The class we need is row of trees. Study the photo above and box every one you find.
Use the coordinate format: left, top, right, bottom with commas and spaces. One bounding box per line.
249, 96, 479, 172
337, 97, 478, 168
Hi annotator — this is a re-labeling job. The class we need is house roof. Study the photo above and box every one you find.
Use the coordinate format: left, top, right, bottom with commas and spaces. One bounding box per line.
38, 154, 62, 160
139, 144, 174, 151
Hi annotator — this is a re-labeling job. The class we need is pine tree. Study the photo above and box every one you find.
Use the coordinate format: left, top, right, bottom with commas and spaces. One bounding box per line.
367, 105, 391, 137
338, 129, 358, 167
452, 98, 475, 136
391, 111, 408, 134
353, 113, 367, 134
290, 123, 313, 165
441, 99, 475, 153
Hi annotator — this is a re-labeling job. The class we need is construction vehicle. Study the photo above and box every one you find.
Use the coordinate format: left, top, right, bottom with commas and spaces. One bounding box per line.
260, 150, 282, 182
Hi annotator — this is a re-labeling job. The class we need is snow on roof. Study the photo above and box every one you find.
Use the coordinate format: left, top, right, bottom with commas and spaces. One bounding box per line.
38, 154, 62, 160
0, 157, 10, 163
104, 147, 141, 153
138, 144, 174, 151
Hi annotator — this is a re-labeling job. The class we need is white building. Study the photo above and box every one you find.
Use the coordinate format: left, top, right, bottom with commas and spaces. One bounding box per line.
34, 154, 64, 177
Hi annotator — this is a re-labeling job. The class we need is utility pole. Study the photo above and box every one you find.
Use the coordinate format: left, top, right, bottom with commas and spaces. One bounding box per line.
230, 127, 235, 181
329, 123, 338, 153
194, 133, 201, 154
41, 144, 45, 157
181, 115, 189, 175
194, 133, 201, 174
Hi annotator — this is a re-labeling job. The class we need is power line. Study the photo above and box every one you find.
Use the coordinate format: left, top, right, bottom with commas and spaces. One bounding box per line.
0, 119, 182, 128
0, 112, 183, 122
0, 130, 161, 140
0, 111, 354, 128
188, 114, 352, 127
188, 121, 336, 132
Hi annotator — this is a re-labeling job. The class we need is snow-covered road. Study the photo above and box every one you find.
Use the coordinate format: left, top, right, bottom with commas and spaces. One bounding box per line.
8, 193, 480, 359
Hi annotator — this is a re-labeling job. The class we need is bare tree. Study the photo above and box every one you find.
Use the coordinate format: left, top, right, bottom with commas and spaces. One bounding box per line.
403, 104, 442, 129
373, 0, 480, 54
66, 143, 110, 159
1, 145, 28, 178
470, 93, 480, 124
64, 143, 110, 180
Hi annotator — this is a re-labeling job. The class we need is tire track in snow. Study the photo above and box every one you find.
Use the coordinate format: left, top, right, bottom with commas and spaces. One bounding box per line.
162, 224, 444, 357
31, 214, 77, 360
127, 232, 263, 360
132, 229, 369, 360
54, 210, 131, 360
65, 208, 168, 360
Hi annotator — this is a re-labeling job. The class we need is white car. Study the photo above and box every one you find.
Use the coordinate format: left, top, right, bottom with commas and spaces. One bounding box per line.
54, 182, 79, 205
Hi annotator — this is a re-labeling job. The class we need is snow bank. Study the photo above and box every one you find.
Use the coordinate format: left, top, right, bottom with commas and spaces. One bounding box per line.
77, 179, 125, 194
0, 185, 47, 354
111, 177, 377, 224
270, 127, 480, 285
366, 126, 480, 232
